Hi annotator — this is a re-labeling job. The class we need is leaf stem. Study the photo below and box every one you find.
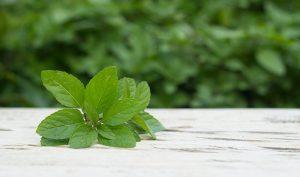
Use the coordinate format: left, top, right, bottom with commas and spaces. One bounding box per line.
83, 112, 97, 129
83, 113, 88, 123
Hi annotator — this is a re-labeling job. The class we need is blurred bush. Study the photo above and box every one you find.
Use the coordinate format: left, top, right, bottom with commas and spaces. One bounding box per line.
1, 0, 300, 107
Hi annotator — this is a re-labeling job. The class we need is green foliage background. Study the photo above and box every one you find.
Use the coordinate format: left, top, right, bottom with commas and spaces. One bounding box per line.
1, 0, 300, 108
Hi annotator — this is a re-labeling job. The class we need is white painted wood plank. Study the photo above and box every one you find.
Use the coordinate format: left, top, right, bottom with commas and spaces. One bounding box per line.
0, 109, 300, 177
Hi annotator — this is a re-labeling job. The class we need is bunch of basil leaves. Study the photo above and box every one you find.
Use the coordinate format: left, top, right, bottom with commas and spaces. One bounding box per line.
36, 66, 164, 148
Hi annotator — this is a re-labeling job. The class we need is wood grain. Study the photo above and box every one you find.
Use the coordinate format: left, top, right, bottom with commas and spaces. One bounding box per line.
0, 109, 299, 177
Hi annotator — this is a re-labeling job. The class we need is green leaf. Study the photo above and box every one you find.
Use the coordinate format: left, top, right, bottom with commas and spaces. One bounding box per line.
135, 81, 150, 110
97, 124, 115, 140
40, 137, 68, 146
98, 125, 136, 148
84, 66, 118, 123
133, 111, 165, 137
103, 98, 137, 126
127, 124, 141, 142
256, 49, 286, 76
117, 79, 150, 118
41, 70, 85, 107
36, 109, 84, 139
118, 77, 136, 99
144, 113, 165, 133
132, 116, 155, 139
128, 121, 147, 134
69, 124, 98, 149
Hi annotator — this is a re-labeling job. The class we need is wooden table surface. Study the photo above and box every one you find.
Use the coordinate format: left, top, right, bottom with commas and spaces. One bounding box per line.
0, 108, 299, 177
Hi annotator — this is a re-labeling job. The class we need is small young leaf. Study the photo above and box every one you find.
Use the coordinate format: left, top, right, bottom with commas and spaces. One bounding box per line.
103, 98, 137, 126
84, 66, 118, 123
69, 124, 98, 149
118, 77, 136, 99
127, 124, 141, 142
142, 112, 165, 133
128, 121, 147, 134
36, 109, 84, 139
132, 114, 156, 139
40, 137, 68, 146
135, 81, 150, 110
41, 70, 84, 107
133, 111, 165, 138
98, 125, 136, 148
97, 124, 115, 140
